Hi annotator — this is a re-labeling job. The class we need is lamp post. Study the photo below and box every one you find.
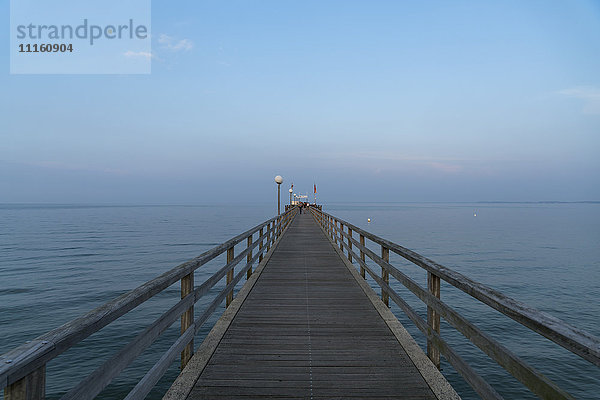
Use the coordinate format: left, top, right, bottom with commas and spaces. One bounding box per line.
289, 188, 293, 205
274, 175, 283, 215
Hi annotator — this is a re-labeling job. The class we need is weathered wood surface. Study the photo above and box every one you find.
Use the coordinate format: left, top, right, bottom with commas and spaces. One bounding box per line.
185, 212, 438, 399
427, 272, 441, 370
181, 272, 194, 369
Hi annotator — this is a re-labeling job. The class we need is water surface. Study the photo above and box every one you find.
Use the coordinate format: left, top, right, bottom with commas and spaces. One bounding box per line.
1, 202, 598, 399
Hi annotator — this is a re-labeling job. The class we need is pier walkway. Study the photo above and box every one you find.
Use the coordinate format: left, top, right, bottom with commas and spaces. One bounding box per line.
165, 212, 452, 400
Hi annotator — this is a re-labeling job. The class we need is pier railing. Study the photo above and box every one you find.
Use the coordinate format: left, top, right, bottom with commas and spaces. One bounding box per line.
0, 207, 298, 400
310, 207, 599, 400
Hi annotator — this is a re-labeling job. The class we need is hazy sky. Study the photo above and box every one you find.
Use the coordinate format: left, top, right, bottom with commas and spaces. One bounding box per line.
2, 0, 599, 203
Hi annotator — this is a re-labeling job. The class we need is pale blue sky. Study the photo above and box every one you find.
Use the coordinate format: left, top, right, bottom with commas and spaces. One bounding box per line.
1, 0, 599, 203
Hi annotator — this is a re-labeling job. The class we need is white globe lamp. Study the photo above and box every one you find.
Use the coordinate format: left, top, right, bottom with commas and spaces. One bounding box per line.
274, 175, 283, 215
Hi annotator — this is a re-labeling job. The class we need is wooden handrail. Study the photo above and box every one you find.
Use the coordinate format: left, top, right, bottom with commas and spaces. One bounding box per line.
1, 206, 299, 399
311, 208, 600, 366
310, 207, 598, 400
357, 255, 504, 400
336, 225, 573, 399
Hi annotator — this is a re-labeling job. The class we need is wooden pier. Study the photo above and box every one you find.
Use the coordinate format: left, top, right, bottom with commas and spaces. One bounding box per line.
164, 212, 453, 400
1, 205, 599, 400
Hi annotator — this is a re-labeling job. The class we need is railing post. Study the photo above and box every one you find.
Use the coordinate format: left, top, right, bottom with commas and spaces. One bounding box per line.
266, 223, 272, 252
340, 223, 344, 250
4, 366, 46, 400
331, 217, 334, 238
226, 246, 234, 308
246, 234, 253, 279
427, 272, 441, 369
348, 228, 353, 262
334, 220, 339, 246
259, 227, 264, 262
180, 271, 194, 369
330, 217, 333, 238
381, 246, 389, 307
332, 219, 336, 243
360, 234, 365, 278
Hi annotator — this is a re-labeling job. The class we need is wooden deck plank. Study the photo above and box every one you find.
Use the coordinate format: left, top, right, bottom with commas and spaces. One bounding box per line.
183, 212, 440, 400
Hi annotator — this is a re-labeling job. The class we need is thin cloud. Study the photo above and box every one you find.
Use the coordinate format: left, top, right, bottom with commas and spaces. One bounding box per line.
558, 86, 600, 115
26, 160, 130, 175
428, 162, 463, 174
311, 151, 468, 174
123, 51, 154, 60
315, 151, 480, 163
158, 34, 193, 51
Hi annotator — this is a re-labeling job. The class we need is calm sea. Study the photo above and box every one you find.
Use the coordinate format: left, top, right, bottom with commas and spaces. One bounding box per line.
1, 203, 598, 399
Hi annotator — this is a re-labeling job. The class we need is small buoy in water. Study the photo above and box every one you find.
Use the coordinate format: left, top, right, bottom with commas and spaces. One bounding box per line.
367, 218, 371, 223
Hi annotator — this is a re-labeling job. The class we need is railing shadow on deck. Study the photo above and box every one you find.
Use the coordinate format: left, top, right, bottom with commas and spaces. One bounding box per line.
310, 206, 599, 400
0, 207, 299, 400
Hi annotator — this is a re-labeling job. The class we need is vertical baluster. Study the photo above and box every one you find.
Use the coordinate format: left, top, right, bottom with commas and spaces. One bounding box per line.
334, 220, 339, 245
340, 222, 344, 250
360, 234, 366, 278
381, 246, 389, 307
272, 220, 276, 243
427, 272, 441, 369
259, 227, 264, 262
330, 217, 334, 239
348, 228, 353, 262
180, 271, 194, 369
247, 234, 253, 279
4, 366, 46, 400
332, 219, 336, 243
266, 222, 272, 252
226, 247, 234, 307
